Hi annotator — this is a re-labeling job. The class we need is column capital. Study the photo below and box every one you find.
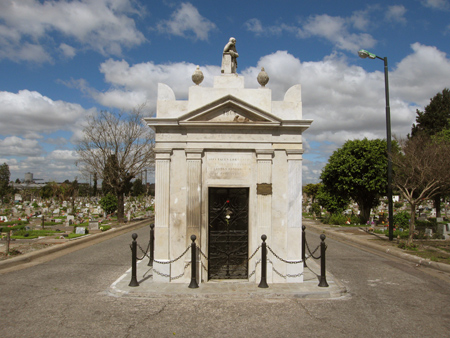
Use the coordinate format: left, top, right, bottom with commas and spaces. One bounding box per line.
286, 149, 303, 160
185, 148, 204, 160
256, 149, 274, 161
154, 149, 172, 160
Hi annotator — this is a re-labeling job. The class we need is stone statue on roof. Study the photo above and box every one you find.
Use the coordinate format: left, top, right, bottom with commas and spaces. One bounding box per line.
221, 37, 239, 74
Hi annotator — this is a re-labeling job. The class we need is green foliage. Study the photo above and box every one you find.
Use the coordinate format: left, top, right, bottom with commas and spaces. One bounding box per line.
310, 202, 321, 217
304, 183, 321, 202
316, 184, 349, 214
132, 178, 145, 196
412, 88, 450, 137
68, 233, 87, 239
393, 211, 410, 229
99, 193, 118, 215
0, 162, 11, 202
322, 213, 360, 225
40, 184, 54, 199
100, 225, 111, 231
320, 138, 389, 224
0, 223, 27, 232
394, 201, 404, 209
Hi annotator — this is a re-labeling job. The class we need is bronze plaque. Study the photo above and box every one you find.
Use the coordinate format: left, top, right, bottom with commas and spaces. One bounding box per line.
257, 183, 272, 195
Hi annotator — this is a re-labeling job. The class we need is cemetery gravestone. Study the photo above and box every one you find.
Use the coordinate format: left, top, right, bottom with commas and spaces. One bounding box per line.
75, 227, 86, 235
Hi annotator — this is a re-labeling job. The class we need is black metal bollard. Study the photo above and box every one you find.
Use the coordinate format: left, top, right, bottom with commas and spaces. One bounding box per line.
302, 225, 307, 268
148, 223, 154, 266
188, 235, 199, 288
258, 234, 269, 288
129, 233, 139, 287
318, 234, 329, 287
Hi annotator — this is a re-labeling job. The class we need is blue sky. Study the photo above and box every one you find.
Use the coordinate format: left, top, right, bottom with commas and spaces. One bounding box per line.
1, 0, 450, 184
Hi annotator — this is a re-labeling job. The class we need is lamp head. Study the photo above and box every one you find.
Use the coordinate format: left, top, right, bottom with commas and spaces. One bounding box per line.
358, 49, 376, 59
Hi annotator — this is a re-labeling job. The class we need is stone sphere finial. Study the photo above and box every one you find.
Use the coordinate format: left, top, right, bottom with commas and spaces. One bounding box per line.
257, 67, 269, 87
192, 65, 204, 85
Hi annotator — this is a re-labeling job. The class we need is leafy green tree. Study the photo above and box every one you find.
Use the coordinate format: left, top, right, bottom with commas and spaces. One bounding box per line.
411, 88, 450, 137
320, 138, 389, 224
99, 193, 118, 215
411, 88, 450, 216
0, 163, 11, 203
40, 183, 53, 199
304, 183, 321, 219
132, 178, 145, 196
316, 184, 350, 215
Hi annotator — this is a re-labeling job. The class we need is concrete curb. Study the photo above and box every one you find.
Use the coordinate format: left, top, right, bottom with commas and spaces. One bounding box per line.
304, 220, 450, 274
0, 218, 151, 272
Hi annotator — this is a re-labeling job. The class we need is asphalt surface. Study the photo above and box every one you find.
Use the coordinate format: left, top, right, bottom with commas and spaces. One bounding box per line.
1, 219, 450, 337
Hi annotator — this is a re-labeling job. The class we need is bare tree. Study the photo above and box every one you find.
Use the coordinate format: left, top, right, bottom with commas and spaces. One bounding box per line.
76, 107, 154, 223
392, 134, 450, 244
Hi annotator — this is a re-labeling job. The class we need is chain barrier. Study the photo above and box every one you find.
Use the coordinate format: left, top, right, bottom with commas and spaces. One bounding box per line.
153, 245, 190, 264
248, 259, 261, 279
305, 240, 321, 260
267, 245, 302, 264
196, 245, 209, 261
248, 245, 261, 262
136, 242, 150, 261
201, 260, 208, 272
266, 258, 304, 279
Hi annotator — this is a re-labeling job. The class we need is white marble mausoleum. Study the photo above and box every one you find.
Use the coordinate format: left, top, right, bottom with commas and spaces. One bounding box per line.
145, 40, 312, 284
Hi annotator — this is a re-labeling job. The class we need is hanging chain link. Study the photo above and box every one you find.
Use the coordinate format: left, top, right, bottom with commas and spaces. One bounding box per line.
153, 262, 191, 280
248, 259, 261, 279
171, 262, 191, 280
153, 245, 190, 264
267, 245, 302, 264
196, 245, 209, 260
137, 242, 150, 261
305, 240, 321, 260
248, 245, 261, 261
201, 260, 208, 272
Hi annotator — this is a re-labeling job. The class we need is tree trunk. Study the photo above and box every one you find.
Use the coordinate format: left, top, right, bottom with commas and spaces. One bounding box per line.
408, 202, 416, 246
359, 203, 371, 225
117, 192, 125, 224
434, 194, 441, 218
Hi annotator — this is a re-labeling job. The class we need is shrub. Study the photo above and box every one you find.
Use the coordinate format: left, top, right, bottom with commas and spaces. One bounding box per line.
323, 213, 360, 225
393, 211, 410, 229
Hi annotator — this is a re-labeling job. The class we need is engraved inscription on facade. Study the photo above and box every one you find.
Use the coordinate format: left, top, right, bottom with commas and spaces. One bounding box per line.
206, 153, 253, 180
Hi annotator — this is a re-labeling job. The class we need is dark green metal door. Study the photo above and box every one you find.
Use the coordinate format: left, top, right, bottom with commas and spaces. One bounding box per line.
208, 187, 249, 279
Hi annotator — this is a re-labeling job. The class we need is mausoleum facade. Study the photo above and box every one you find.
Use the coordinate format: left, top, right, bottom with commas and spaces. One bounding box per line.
145, 40, 312, 284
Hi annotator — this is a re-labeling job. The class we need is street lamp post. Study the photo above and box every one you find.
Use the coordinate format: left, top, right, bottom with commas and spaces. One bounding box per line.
358, 49, 394, 241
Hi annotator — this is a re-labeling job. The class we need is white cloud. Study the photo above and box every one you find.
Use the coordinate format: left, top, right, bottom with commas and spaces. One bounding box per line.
300, 14, 377, 52
421, 0, 450, 10
59, 43, 76, 58
244, 18, 264, 34
156, 2, 216, 41
391, 43, 450, 107
244, 12, 377, 53
0, 136, 43, 157
385, 5, 407, 24
0, 0, 146, 62
92, 58, 220, 111
0, 90, 95, 138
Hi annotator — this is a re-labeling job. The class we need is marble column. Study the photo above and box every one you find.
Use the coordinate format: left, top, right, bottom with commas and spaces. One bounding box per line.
153, 149, 171, 282
255, 149, 273, 282
186, 149, 203, 282
286, 149, 304, 282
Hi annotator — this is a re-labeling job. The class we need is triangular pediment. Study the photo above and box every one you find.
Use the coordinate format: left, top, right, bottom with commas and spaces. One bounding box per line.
179, 95, 281, 125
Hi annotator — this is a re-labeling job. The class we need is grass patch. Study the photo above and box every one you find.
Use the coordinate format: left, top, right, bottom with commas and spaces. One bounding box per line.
68, 233, 87, 239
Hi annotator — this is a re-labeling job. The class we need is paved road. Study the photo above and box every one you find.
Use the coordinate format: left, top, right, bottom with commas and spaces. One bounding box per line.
1, 225, 450, 337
